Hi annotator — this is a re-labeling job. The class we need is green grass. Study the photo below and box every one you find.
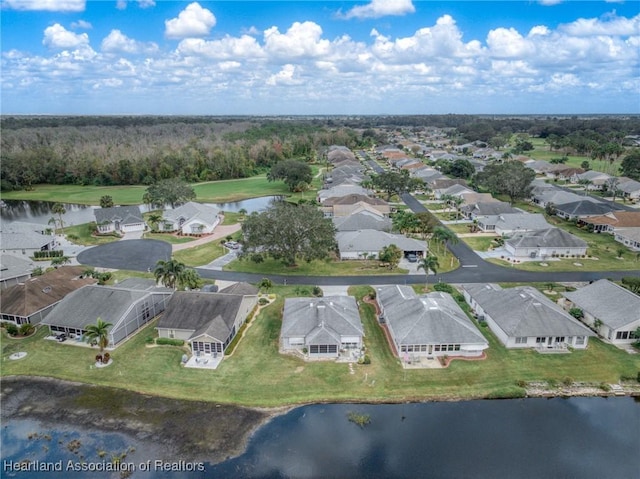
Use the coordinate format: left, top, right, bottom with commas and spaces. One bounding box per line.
447, 224, 473, 234
462, 236, 495, 252
224, 257, 409, 276
221, 211, 244, 225
63, 223, 121, 246
142, 232, 196, 244
3, 285, 638, 407
172, 241, 228, 267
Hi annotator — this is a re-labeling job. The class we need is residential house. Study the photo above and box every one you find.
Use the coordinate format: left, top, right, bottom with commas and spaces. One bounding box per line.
504, 227, 588, 259
531, 188, 591, 208
578, 211, 640, 233
554, 200, 619, 221
613, 228, 640, 251
462, 284, 594, 350
218, 281, 259, 296
571, 170, 612, 190
562, 280, 640, 345
327, 146, 356, 163
0, 254, 34, 289
42, 279, 172, 346
434, 184, 474, 200
428, 178, 467, 192
377, 285, 488, 359
525, 160, 557, 175
280, 296, 364, 359
0, 221, 56, 255
317, 184, 370, 204
476, 213, 551, 236
458, 192, 498, 207
336, 230, 426, 260
411, 167, 444, 183
157, 291, 258, 360
333, 210, 392, 232
0, 266, 96, 325
617, 179, 640, 202
549, 167, 585, 181
461, 201, 520, 220
159, 202, 222, 235
94, 205, 145, 234
321, 195, 391, 218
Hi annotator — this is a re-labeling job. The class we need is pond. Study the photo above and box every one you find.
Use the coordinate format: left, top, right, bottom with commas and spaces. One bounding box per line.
0, 196, 284, 226
2, 397, 638, 479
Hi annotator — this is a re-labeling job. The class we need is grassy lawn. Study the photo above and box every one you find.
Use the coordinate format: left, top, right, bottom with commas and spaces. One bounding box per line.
142, 232, 196, 244
63, 223, 121, 246
221, 211, 244, 225
447, 224, 473, 234
462, 236, 495, 252
225, 257, 409, 276
2, 285, 638, 407
172, 241, 228, 267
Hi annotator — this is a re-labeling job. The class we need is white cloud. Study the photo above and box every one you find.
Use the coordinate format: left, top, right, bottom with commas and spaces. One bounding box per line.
342, 0, 415, 20
43, 23, 89, 49
560, 13, 640, 36
176, 35, 263, 60
264, 21, 330, 59
137, 0, 155, 7
71, 19, 92, 30
266, 64, 302, 86
165, 2, 216, 39
486, 27, 534, 58
116, 0, 127, 9
539, 0, 562, 5
2, 0, 85, 11
101, 29, 158, 54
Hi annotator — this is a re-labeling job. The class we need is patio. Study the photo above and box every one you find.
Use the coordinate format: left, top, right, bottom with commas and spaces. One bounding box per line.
184, 352, 224, 370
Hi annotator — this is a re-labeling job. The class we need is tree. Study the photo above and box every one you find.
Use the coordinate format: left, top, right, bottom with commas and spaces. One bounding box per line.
267, 160, 312, 192
616, 247, 626, 259
51, 203, 66, 235
378, 244, 402, 270
48, 216, 58, 236
475, 162, 536, 203
417, 254, 439, 287
446, 159, 475, 179
392, 210, 419, 234
147, 212, 163, 231
241, 202, 336, 266
371, 170, 422, 201
84, 318, 112, 353
604, 177, 620, 201
145, 178, 196, 208
258, 278, 272, 292
620, 150, 640, 180
178, 268, 202, 291
581, 161, 590, 171
432, 226, 458, 254
415, 212, 438, 239
51, 255, 71, 267
99, 195, 114, 208
153, 258, 186, 289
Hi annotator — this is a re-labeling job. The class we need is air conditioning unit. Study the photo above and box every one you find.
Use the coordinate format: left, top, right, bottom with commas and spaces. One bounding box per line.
477, 315, 485, 322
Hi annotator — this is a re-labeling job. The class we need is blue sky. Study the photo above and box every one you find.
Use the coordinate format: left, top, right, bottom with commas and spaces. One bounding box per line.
1, 1, 639, 115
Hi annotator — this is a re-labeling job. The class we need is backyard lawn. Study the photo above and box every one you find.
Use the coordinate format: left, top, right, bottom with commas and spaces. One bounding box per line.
2, 284, 638, 407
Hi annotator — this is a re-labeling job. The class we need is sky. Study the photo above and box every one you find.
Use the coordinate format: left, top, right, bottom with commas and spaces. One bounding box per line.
1, 0, 639, 115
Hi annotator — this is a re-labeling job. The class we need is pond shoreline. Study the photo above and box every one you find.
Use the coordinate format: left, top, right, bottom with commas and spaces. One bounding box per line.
2, 376, 639, 466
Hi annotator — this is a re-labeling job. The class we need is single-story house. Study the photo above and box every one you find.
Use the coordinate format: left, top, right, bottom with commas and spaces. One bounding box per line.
570, 170, 612, 190
159, 202, 222, 235
617, 179, 640, 201
411, 167, 444, 183
462, 284, 594, 350
554, 200, 619, 221
336, 229, 427, 260
280, 296, 364, 359
327, 146, 356, 163
461, 201, 520, 220
94, 205, 145, 234
0, 254, 34, 290
434, 184, 475, 200
457, 192, 498, 207
317, 184, 370, 204
613, 227, 640, 251
562, 280, 640, 345
157, 291, 258, 359
0, 266, 96, 325
321, 196, 391, 218
476, 213, 550, 236
217, 281, 259, 296
578, 211, 640, 233
377, 285, 488, 359
333, 210, 392, 232
531, 189, 587, 208
549, 167, 585, 181
504, 227, 588, 259
42, 279, 173, 347
0, 221, 56, 255
525, 160, 556, 175
428, 178, 467, 191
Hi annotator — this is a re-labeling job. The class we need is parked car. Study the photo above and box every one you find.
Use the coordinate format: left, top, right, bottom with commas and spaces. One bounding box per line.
406, 254, 418, 263
224, 241, 240, 249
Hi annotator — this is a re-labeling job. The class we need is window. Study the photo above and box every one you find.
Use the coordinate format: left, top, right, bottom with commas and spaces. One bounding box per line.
342, 342, 358, 349
555, 336, 565, 343
575, 336, 585, 345
142, 302, 150, 320
434, 345, 441, 352
616, 331, 633, 340
515, 337, 527, 344
536, 337, 546, 344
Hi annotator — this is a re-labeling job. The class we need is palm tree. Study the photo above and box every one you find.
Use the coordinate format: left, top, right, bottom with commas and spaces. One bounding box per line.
48, 216, 58, 235
417, 254, 440, 289
153, 259, 186, 289
84, 318, 112, 353
51, 255, 71, 267
432, 226, 458, 255
51, 203, 66, 235
147, 212, 163, 232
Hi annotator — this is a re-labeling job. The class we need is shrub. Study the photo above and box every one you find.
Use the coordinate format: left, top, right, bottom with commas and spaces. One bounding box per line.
432, 283, 455, 294
358, 355, 371, 365
599, 383, 611, 392
347, 412, 371, 428
156, 338, 184, 346
562, 377, 574, 387
5, 323, 19, 336
103, 352, 110, 362
145, 337, 155, 344
19, 323, 35, 336
515, 379, 527, 388
258, 297, 269, 306
312, 286, 323, 297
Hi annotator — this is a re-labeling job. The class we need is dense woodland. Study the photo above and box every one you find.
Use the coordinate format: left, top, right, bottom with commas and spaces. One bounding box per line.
2, 115, 639, 191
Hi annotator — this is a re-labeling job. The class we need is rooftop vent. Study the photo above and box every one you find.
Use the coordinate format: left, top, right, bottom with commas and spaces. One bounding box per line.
42, 286, 52, 293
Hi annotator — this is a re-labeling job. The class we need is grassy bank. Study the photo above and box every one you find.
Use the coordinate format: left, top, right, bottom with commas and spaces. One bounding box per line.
225, 257, 410, 276
2, 285, 638, 407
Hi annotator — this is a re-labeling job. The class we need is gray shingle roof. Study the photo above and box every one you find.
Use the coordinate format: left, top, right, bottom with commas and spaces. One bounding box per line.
479, 213, 550, 232
563, 279, 640, 330
0, 254, 33, 282
377, 285, 487, 346
0, 221, 55, 250
333, 211, 392, 232
461, 201, 519, 216
163, 202, 220, 226
94, 205, 143, 225
505, 228, 587, 249
463, 284, 593, 338
158, 292, 244, 337
618, 179, 640, 194
218, 282, 259, 296
318, 184, 369, 201
337, 230, 426, 253
555, 200, 620, 217
281, 296, 363, 343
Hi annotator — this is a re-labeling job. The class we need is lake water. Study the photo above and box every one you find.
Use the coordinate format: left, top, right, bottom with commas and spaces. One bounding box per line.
2, 397, 639, 479
0, 196, 283, 226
